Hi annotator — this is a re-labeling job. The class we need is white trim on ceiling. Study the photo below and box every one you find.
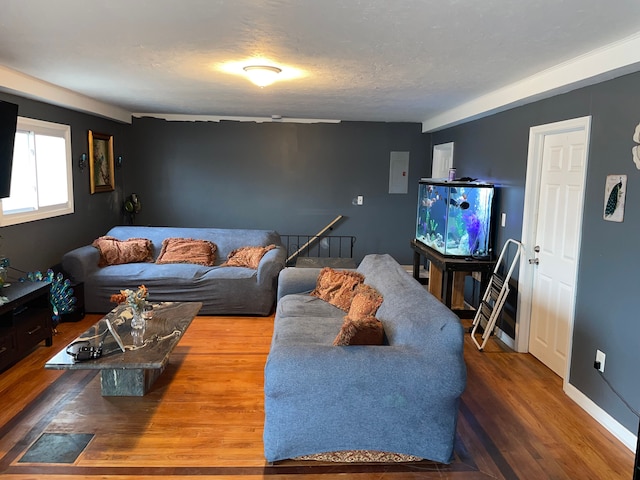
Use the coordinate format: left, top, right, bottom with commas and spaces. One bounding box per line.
421, 32, 640, 133
0, 65, 131, 124
132, 113, 341, 124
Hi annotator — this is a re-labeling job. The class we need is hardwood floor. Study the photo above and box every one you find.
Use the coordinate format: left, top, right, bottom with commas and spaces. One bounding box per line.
0, 313, 633, 479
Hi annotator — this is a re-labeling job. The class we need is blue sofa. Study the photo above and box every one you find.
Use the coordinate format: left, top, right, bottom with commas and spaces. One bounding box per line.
61, 226, 286, 315
264, 253, 466, 463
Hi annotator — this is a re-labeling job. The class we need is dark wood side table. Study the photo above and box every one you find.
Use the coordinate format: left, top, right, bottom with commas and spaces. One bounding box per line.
0, 281, 53, 371
410, 239, 495, 318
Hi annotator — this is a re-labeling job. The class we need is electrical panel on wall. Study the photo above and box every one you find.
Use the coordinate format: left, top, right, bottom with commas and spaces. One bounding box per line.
389, 151, 409, 194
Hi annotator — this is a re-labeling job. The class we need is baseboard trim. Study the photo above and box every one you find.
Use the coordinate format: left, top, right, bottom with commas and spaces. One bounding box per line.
564, 381, 637, 452
495, 327, 515, 350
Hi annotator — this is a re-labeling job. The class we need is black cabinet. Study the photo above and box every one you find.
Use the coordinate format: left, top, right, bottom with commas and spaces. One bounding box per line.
0, 282, 52, 371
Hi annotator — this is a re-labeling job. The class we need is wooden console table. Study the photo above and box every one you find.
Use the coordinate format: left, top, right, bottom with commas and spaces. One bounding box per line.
410, 239, 495, 318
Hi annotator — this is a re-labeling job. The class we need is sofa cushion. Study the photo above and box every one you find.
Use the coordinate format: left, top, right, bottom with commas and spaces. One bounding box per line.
222, 244, 276, 269
333, 315, 384, 346
92, 236, 153, 267
273, 314, 344, 345
311, 267, 365, 311
277, 294, 345, 319
155, 238, 217, 266
348, 284, 383, 318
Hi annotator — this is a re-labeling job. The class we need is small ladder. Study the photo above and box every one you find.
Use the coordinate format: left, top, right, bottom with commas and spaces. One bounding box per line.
470, 239, 523, 351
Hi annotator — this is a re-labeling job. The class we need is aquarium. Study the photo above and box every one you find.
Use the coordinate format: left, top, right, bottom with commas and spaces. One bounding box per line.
415, 179, 495, 258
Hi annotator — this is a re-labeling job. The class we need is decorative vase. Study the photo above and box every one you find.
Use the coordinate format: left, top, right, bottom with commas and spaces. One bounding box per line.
131, 324, 146, 346
130, 307, 146, 329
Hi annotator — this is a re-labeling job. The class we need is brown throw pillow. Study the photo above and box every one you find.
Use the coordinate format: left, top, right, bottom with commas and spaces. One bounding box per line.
155, 238, 217, 266
311, 267, 365, 311
348, 284, 383, 318
92, 236, 153, 267
222, 244, 277, 269
333, 315, 385, 346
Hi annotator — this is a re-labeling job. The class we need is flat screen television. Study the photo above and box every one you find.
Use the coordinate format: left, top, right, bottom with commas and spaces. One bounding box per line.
0, 100, 18, 199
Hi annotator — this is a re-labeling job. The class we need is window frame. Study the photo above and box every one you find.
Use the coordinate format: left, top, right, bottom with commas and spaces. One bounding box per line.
0, 117, 74, 226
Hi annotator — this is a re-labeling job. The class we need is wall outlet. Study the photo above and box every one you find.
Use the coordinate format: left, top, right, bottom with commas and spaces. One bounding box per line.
595, 349, 606, 373
356, 195, 364, 205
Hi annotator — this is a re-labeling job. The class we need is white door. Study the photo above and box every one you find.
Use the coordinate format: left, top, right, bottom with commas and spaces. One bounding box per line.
517, 116, 591, 380
432, 142, 454, 178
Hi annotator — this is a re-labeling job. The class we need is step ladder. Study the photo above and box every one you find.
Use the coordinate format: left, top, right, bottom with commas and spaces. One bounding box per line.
470, 239, 523, 351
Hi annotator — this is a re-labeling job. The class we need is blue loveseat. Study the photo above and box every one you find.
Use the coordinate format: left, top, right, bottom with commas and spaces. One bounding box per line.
264, 253, 466, 463
61, 226, 286, 315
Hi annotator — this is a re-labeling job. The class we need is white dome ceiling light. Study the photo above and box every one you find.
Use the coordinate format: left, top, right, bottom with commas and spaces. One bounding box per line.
242, 65, 282, 87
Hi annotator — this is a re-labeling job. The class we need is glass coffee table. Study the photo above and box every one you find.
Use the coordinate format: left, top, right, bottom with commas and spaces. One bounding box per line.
45, 301, 202, 396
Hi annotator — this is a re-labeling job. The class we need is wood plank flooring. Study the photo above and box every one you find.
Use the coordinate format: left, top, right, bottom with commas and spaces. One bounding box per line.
0, 313, 633, 479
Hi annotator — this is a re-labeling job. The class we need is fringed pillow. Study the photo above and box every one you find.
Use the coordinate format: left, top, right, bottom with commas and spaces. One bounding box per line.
348, 283, 383, 318
310, 267, 365, 311
222, 244, 277, 269
333, 315, 385, 346
155, 238, 217, 266
92, 236, 153, 267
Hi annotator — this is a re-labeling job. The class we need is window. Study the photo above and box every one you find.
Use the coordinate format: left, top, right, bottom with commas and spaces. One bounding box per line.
0, 117, 74, 226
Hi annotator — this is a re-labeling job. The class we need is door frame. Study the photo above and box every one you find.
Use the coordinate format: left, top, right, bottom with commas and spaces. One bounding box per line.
515, 116, 592, 380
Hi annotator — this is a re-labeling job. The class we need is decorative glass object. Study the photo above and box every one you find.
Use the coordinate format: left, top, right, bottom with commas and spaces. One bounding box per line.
415, 179, 495, 258
110, 285, 149, 329
131, 324, 146, 347
18, 268, 77, 326
130, 308, 146, 329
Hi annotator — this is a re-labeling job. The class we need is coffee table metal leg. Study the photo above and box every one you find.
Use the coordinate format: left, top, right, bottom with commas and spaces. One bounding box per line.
100, 367, 165, 396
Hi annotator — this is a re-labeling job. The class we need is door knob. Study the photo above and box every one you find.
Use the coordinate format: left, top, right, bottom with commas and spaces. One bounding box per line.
529, 245, 540, 264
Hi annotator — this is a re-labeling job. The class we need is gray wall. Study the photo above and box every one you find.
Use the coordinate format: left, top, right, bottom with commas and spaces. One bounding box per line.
128, 118, 427, 264
432, 72, 640, 434
0, 92, 131, 274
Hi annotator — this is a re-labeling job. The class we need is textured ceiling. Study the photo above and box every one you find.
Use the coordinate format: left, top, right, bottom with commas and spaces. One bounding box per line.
1, 0, 640, 126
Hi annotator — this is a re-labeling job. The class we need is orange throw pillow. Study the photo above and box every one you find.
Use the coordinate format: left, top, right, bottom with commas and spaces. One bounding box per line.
311, 267, 365, 311
348, 284, 383, 318
92, 236, 153, 267
222, 244, 277, 269
155, 238, 217, 266
333, 315, 385, 346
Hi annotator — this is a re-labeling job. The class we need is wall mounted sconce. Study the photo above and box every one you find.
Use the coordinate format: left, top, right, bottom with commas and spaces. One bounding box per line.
78, 153, 87, 170
116, 156, 123, 168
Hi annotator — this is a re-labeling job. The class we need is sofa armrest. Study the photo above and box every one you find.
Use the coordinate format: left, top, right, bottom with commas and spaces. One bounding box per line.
61, 245, 100, 283
276, 267, 323, 302
256, 246, 286, 286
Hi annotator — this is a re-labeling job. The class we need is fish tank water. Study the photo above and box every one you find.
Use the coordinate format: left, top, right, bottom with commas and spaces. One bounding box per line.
415, 179, 495, 258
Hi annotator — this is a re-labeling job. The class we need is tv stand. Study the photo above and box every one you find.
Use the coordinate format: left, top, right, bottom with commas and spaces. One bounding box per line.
0, 282, 53, 371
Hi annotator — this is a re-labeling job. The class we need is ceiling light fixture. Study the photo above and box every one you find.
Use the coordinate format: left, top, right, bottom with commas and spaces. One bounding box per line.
243, 65, 282, 87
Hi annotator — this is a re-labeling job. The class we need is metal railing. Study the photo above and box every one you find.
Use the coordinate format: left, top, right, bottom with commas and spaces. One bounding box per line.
281, 235, 356, 266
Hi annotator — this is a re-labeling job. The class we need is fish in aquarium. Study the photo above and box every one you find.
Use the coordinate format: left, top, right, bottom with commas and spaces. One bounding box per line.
415, 180, 495, 258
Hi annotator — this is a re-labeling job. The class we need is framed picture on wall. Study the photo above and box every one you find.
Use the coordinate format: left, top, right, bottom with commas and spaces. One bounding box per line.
603, 174, 627, 222
88, 130, 115, 194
